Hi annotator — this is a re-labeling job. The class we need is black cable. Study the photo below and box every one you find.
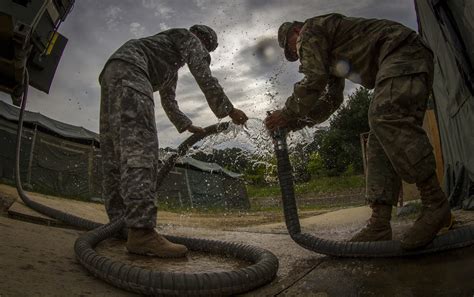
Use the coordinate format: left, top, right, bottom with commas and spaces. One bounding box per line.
272, 129, 474, 257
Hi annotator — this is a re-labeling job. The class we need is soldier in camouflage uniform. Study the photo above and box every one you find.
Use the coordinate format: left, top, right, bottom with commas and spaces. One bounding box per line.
100, 25, 248, 257
265, 14, 452, 249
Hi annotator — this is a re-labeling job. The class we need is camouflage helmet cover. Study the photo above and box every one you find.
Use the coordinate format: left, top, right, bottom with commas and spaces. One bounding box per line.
190, 24, 218, 52
278, 21, 302, 62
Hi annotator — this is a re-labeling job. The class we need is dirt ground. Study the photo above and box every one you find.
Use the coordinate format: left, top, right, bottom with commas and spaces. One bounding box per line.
1, 183, 473, 296
0, 184, 328, 229
0, 183, 322, 296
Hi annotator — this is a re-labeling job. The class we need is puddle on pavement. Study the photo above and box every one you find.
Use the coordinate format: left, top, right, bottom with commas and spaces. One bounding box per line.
96, 239, 251, 273
282, 245, 474, 297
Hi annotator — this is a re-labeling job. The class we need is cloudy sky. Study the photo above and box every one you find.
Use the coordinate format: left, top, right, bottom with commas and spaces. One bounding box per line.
0, 0, 418, 147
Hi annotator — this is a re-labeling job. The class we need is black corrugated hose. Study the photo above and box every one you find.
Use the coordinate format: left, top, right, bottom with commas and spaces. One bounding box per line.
14, 71, 278, 296
272, 128, 474, 257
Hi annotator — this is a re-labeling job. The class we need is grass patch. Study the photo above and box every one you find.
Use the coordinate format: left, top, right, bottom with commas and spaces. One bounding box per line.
247, 175, 365, 198
250, 204, 330, 212
156, 202, 252, 214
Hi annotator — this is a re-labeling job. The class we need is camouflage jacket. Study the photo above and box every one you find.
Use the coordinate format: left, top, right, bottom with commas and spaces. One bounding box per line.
101, 29, 234, 133
282, 13, 432, 127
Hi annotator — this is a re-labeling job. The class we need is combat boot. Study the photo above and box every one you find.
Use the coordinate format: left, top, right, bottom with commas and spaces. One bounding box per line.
126, 228, 188, 258
401, 174, 453, 250
350, 203, 392, 242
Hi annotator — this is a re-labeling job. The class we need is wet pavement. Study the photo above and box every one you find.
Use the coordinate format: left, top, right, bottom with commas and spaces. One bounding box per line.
238, 206, 474, 297
1, 187, 474, 296
278, 245, 474, 297
97, 239, 251, 273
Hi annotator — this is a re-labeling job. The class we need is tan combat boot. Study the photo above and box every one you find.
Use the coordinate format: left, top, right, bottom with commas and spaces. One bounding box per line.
350, 203, 392, 242
401, 174, 453, 250
126, 228, 188, 258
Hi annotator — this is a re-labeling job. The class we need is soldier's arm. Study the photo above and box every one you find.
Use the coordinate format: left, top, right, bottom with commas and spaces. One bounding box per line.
305, 76, 345, 126
281, 23, 339, 125
177, 33, 234, 119
286, 76, 345, 131
159, 76, 192, 133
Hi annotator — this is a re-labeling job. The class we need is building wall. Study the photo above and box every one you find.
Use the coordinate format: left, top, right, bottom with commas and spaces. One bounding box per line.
157, 167, 191, 207
0, 118, 33, 183
157, 165, 250, 209
416, 0, 474, 207
0, 117, 98, 199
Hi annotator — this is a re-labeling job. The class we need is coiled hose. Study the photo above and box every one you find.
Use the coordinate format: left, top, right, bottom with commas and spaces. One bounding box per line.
14, 71, 278, 296
272, 129, 474, 257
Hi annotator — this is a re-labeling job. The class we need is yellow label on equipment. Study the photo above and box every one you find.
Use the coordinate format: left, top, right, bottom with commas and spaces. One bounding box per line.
46, 32, 59, 55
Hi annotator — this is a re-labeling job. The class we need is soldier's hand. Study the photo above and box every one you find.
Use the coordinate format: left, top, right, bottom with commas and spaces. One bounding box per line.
229, 108, 248, 125
187, 125, 206, 134
265, 110, 289, 132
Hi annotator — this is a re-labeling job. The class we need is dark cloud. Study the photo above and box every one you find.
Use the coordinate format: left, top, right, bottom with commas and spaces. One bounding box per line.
235, 38, 283, 77
232, 38, 301, 101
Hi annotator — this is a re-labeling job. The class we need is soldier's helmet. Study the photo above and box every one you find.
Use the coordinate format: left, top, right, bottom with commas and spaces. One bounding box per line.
190, 24, 218, 52
278, 21, 302, 62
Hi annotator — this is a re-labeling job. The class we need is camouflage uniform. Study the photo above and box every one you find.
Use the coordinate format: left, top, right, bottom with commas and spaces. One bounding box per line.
281, 14, 435, 205
99, 29, 234, 228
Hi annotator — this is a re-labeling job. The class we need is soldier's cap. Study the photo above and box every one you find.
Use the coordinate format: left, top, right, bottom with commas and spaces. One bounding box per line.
190, 24, 218, 52
278, 21, 303, 62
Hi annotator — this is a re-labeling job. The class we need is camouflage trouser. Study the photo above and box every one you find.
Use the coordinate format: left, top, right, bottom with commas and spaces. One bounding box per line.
366, 66, 435, 206
100, 60, 159, 228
